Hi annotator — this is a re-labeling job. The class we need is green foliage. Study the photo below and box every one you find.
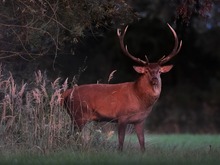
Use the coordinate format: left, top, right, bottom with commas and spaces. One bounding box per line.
176, 0, 212, 23
0, 0, 136, 60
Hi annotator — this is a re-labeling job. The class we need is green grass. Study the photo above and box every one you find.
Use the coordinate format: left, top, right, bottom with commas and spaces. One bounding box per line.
0, 134, 220, 165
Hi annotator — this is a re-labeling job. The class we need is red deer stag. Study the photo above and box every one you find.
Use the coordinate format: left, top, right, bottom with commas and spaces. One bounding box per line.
61, 24, 182, 152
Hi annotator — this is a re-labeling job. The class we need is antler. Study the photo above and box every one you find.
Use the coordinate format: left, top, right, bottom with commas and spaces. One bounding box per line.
117, 26, 147, 65
158, 23, 182, 65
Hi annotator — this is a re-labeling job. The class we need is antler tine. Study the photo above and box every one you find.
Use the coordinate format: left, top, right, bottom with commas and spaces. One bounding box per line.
145, 55, 149, 64
158, 23, 182, 65
117, 26, 147, 65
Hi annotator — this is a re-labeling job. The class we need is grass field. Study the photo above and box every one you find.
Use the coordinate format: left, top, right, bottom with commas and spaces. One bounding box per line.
0, 69, 219, 164
0, 134, 220, 165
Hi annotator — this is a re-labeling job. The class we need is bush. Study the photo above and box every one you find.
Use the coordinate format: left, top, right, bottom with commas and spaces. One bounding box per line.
0, 0, 136, 60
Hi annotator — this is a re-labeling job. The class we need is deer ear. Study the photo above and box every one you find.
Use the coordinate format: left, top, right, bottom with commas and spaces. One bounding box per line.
133, 66, 146, 74
160, 65, 173, 73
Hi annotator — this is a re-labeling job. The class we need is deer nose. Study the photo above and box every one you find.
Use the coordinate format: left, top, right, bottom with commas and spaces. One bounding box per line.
151, 77, 158, 85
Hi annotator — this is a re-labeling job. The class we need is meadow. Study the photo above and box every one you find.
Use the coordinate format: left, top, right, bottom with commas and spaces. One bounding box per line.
0, 134, 220, 165
0, 67, 220, 164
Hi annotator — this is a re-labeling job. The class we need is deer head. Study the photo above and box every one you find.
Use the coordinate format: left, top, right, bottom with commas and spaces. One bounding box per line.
117, 24, 182, 90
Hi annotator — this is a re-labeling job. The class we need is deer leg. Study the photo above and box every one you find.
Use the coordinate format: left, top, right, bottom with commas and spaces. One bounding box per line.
118, 122, 127, 151
74, 118, 87, 133
67, 115, 74, 138
134, 121, 145, 152
72, 118, 88, 147
68, 114, 86, 135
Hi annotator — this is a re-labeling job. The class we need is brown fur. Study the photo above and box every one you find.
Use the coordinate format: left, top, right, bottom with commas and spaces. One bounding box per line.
61, 64, 173, 152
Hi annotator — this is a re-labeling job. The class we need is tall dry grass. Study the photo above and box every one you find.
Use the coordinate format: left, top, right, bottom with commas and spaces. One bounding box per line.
0, 65, 135, 155
0, 65, 73, 154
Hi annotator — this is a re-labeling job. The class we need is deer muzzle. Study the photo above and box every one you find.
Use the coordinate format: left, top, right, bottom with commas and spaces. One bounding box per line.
151, 77, 159, 86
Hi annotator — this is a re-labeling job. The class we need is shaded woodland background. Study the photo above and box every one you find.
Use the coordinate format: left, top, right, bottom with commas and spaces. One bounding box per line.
0, 0, 219, 133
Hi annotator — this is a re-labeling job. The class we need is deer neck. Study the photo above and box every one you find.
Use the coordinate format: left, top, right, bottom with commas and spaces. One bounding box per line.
134, 74, 161, 102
